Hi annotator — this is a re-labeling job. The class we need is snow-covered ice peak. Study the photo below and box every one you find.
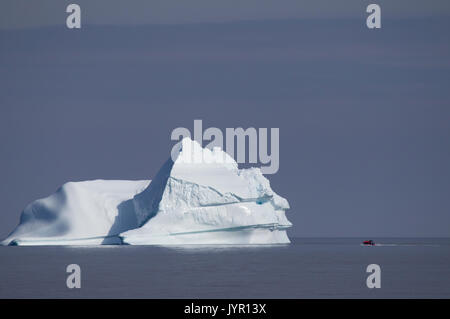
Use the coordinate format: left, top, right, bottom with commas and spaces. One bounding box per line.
175, 137, 237, 169
132, 137, 290, 224
124, 137, 292, 245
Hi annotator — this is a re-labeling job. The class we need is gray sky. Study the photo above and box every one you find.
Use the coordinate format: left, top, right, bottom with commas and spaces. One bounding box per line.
1, 0, 450, 29
1, 1, 450, 238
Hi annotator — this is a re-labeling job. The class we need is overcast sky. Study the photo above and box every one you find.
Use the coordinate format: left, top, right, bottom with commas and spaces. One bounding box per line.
1, 1, 450, 238
1, 0, 450, 29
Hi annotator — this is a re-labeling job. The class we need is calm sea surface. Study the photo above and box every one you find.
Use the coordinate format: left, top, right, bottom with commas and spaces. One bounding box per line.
0, 238, 449, 298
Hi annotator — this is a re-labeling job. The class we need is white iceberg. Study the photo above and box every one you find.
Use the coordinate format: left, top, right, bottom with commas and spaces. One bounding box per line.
2, 138, 291, 246
1, 180, 149, 245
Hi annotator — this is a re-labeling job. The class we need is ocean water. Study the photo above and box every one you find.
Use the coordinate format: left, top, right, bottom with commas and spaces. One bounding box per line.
0, 238, 449, 298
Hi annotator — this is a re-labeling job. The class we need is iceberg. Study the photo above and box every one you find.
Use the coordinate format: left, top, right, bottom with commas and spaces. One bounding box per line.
2, 138, 291, 246
1, 180, 149, 245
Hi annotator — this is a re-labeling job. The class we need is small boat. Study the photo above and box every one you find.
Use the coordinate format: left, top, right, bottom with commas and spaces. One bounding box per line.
362, 240, 375, 246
